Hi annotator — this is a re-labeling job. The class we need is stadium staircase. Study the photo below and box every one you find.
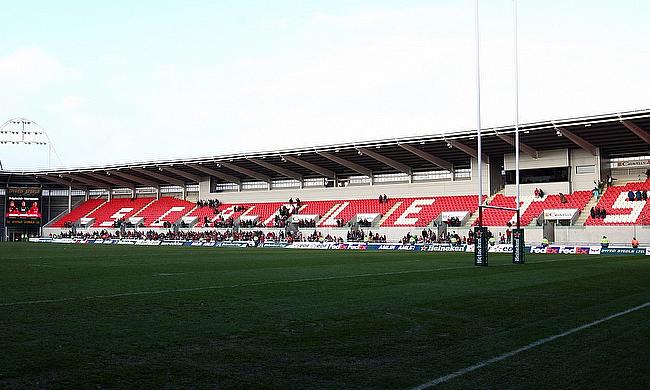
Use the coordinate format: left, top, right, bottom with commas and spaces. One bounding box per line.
132, 198, 158, 218
575, 194, 598, 226
377, 201, 403, 226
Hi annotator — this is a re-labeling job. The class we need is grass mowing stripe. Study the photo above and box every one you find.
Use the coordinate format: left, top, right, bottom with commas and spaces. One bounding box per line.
411, 301, 650, 389
0, 256, 625, 307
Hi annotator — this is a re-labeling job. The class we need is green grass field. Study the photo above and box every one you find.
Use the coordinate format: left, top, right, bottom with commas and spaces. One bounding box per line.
1, 243, 649, 389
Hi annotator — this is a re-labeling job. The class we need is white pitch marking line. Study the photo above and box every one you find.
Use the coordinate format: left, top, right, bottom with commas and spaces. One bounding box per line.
0, 257, 627, 307
411, 301, 650, 389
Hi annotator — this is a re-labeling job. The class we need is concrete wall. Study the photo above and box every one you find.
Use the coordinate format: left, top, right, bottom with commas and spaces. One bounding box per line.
503, 148, 603, 196
570, 148, 600, 192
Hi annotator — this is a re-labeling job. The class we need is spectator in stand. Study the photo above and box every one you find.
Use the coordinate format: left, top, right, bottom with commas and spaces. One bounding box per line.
607, 175, 616, 187
559, 193, 568, 204
506, 228, 512, 244
590, 207, 596, 219
643, 190, 648, 201
646, 168, 650, 179
636, 190, 642, 201
378, 195, 383, 204
534, 188, 540, 198
628, 190, 635, 201
631, 237, 639, 248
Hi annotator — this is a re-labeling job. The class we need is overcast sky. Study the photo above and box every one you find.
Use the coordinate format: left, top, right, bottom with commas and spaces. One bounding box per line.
1, 0, 649, 170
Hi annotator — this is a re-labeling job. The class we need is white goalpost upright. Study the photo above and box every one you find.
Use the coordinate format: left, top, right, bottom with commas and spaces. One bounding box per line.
474, 0, 525, 266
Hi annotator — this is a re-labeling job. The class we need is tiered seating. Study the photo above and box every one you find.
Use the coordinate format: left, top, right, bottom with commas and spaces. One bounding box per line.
52, 190, 614, 229
479, 191, 593, 226
479, 194, 519, 226
586, 180, 650, 225
136, 197, 195, 227
521, 191, 592, 225
320, 199, 397, 226
86, 197, 154, 227
382, 195, 480, 227
50, 198, 106, 227
297, 200, 339, 219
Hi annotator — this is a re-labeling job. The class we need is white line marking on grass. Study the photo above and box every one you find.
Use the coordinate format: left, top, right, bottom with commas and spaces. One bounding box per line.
152, 273, 187, 277
411, 301, 650, 389
0, 256, 626, 307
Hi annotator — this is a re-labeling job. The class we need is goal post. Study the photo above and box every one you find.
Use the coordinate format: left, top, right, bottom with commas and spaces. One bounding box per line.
474, 205, 525, 265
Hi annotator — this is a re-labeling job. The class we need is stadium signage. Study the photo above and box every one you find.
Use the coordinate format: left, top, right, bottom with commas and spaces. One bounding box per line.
474, 226, 489, 266
543, 209, 578, 220
422, 244, 466, 252
601, 248, 647, 255
529, 245, 600, 255
5, 187, 42, 226
612, 159, 650, 168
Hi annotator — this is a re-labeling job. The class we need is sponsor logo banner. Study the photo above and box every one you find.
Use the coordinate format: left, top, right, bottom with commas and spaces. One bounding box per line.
543, 209, 578, 220
29, 237, 53, 243
530, 245, 597, 255
260, 242, 289, 248
601, 248, 646, 255
422, 244, 466, 252
133, 240, 161, 246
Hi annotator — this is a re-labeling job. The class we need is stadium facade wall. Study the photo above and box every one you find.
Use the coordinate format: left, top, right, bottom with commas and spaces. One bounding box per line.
198, 158, 491, 203
504, 148, 601, 195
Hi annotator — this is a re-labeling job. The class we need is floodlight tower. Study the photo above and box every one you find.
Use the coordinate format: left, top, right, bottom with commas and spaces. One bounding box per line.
0, 118, 61, 169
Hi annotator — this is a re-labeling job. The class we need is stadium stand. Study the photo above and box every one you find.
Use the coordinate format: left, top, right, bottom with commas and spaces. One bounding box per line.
479, 191, 592, 226
86, 197, 154, 227
50, 198, 106, 227
586, 180, 650, 225
135, 197, 195, 227
383, 195, 479, 227
45, 189, 613, 230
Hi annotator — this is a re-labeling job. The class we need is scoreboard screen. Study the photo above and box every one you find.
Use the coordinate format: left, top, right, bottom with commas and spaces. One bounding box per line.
5, 187, 42, 226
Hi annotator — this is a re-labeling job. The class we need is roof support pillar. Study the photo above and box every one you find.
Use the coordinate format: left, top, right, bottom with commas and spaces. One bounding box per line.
357, 147, 411, 174
316, 151, 373, 178
555, 127, 597, 155
447, 140, 489, 163
398, 143, 454, 171
621, 120, 650, 145
495, 133, 539, 159
282, 155, 336, 179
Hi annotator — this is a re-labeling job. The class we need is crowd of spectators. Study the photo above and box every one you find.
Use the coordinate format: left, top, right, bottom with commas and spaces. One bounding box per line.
446, 216, 462, 227
590, 207, 607, 219
357, 218, 372, 227
196, 199, 220, 211
203, 216, 235, 228
400, 228, 501, 246
627, 190, 648, 201
378, 194, 389, 204
345, 229, 386, 243
534, 188, 545, 198
295, 219, 316, 228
